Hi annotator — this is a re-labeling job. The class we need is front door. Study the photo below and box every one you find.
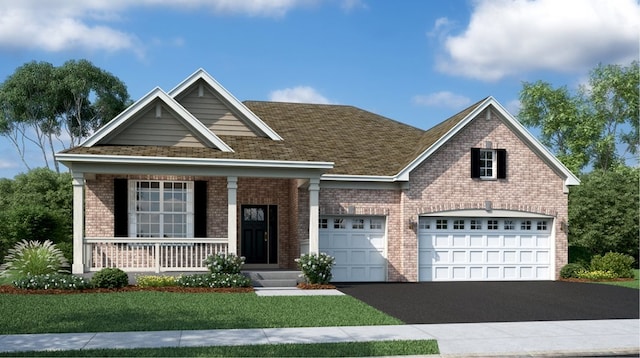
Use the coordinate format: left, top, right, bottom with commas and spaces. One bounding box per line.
241, 205, 277, 264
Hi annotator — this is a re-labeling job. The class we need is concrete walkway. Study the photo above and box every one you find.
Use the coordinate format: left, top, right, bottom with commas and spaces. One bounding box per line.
0, 320, 638, 356
1, 288, 638, 356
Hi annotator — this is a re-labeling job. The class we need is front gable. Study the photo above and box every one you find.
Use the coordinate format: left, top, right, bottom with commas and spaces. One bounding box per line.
169, 69, 282, 141
82, 88, 233, 152
174, 78, 259, 137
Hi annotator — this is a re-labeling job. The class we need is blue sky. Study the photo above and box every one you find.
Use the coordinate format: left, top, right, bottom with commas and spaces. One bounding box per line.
0, 0, 638, 178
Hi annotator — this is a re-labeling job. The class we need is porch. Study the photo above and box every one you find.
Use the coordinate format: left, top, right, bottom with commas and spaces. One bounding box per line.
70, 172, 327, 275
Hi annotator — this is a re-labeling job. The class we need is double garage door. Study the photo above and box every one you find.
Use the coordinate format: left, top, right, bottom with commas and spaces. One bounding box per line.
319, 216, 386, 282
418, 216, 553, 281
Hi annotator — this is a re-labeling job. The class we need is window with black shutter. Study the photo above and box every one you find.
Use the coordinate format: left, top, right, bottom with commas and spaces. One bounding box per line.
471, 148, 507, 179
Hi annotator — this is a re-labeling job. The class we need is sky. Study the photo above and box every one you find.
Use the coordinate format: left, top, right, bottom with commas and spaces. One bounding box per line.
0, 0, 638, 179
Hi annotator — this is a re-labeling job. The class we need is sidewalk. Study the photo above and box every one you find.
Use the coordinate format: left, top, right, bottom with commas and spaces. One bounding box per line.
1, 319, 638, 356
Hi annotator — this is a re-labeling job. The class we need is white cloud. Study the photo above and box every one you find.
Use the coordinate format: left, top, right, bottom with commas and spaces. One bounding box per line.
427, 17, 456, 39
0, 158, 17, 170
437, 0, 640, 81
412, 91, 471, 109
269, 86, 332, 104
0, 0, 322, 55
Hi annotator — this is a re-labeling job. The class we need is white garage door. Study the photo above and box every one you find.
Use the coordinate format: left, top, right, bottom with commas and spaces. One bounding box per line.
418, 216, 553, 281
319, 216, 386, 282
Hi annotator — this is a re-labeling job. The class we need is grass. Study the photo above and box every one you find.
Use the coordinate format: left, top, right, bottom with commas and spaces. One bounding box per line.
596, 269, 640, 289
0, 291, 402, 334
0, 340, 439, 357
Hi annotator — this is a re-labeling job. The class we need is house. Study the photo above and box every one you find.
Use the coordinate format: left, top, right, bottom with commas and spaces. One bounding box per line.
57, 69, 579, 282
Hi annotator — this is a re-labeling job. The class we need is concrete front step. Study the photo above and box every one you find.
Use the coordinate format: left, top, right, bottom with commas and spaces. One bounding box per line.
243, 271, 301, 287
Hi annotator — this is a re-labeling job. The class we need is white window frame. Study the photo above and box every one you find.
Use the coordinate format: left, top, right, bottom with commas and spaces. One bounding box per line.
480, 149, 497, 179
128, 180, 194, 238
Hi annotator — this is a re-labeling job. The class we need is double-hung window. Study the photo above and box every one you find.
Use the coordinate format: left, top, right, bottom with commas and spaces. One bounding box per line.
471, 148, 507, 179
480, 149, 496, 179
129, 181, 194, 238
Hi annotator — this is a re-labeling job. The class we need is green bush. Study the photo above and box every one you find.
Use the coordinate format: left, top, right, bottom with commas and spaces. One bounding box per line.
560, 263, 585, 279
576, 269, 618, 281
296, 252, 335, 284
136, 275, 178, 287
91, 268, 129, 288
0, 239, 69, 284
176, 273, 251, 288
204, 253, 245, 274
589, 252, 635, 278
12, 273, 91, 290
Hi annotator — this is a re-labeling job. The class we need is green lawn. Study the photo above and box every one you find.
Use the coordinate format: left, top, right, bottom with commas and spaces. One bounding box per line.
596, 269, 640, 289
0, 291, 402, 334
0, 340, 439, 357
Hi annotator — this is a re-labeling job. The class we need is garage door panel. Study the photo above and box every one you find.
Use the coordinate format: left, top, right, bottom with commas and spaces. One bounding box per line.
537, 237, 549, 247
469, 251, 483, 263
504, 236, 517, 247
470, 235, 483, 246
452, 251, 466, 263
537, 251, 549, 263
419, 216, 552, 281
452, 235, 466, 247
487, 236, 501, 246
504, 251, 517, 263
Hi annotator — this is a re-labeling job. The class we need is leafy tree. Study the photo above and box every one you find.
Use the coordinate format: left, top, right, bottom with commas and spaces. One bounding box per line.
0, 60, 130, 172
568, 166, 639, 262
518, 61, 639, 174
0, 168, 72, 263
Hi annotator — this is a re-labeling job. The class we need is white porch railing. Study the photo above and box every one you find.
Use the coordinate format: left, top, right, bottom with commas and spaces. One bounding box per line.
84, 237, 228, 272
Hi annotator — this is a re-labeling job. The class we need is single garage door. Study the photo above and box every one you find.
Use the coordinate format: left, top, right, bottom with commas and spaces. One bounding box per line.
319, 216, 386, 282
418, 216, 553, 281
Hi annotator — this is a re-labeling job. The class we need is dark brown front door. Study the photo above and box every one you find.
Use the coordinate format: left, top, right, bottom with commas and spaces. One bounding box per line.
241, 205, 277, 264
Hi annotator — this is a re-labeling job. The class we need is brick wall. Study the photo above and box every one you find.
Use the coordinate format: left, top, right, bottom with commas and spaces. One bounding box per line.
402, 108, 569, 280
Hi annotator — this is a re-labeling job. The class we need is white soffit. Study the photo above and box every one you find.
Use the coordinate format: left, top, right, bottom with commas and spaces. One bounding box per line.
168, 68, 283, 141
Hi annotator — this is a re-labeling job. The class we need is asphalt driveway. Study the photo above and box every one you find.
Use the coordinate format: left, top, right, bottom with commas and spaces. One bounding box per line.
336, 281, 639, 324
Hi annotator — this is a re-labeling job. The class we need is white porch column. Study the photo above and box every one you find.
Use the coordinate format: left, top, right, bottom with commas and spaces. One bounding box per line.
71, 172, 85, 274
308, 178, 320, 254
227, 176, 238, 255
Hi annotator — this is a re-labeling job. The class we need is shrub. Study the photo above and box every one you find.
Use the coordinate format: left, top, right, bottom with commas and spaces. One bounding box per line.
12, 273, 91, 290
589, 252, 635, 278
176, 273, 251, 288
576, 270, 618, 281
560, 263, 585, 279
136, 275, 178, 288
204, 253, 245, 274
0, 239, 69, 284
296, 252, 335, 285
91, 267, 129, 288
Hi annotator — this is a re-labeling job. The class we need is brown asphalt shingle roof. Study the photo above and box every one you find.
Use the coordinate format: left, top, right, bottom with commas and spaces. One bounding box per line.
61, 100, 486, 176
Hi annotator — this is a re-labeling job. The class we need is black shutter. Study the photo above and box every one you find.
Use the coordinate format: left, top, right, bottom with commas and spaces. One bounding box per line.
194, 181, 207, 238
497, 149, 507, 179
113, 179, 128, 237
470, 148, 481, 178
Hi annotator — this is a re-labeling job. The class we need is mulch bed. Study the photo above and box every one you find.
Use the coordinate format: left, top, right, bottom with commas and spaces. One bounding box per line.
559, 277, 635, 283
0, 285, 254, 295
